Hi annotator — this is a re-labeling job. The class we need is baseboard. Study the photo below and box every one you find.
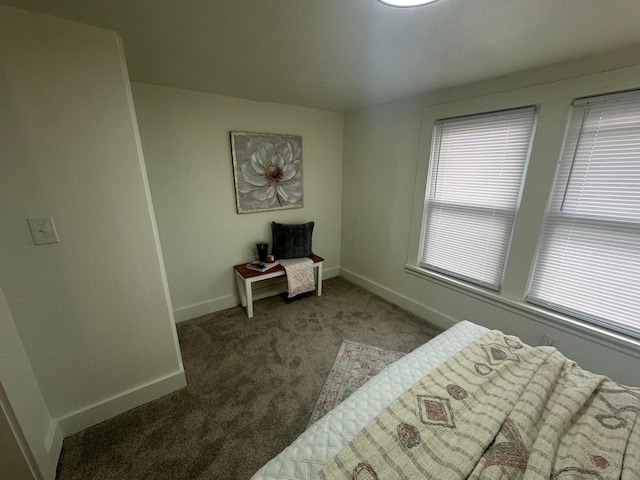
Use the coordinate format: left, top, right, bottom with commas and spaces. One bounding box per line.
57, 368, 186, 437
173, 266, 341, 323
322, 265, 341, 279
339, 267, 458, 331
44, 418, 62, 455
173, 296, 238, 323
40, 419, 63, 480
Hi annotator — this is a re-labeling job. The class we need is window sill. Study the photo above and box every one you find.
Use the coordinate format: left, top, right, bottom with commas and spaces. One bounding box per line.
404, 264, 640, 358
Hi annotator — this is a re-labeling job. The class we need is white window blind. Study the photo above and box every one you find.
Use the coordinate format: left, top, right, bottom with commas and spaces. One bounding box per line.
528, 90, 640, 339
421, 107, 536, 290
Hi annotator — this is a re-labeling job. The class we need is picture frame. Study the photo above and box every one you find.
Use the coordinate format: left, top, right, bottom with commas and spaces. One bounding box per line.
230, 131, 304, 214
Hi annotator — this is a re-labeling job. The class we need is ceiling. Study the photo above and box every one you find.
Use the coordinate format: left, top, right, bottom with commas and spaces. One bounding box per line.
4, 0, 640, 112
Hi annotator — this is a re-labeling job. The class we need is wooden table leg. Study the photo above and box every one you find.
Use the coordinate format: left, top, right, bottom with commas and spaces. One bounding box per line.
235, 270, 247, 307
235, 270, 254, 318
317, 262, 323, 296
245, 278, 254, 318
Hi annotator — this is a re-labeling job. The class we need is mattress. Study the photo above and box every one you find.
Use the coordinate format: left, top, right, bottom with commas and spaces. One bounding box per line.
251, 320, 490, 480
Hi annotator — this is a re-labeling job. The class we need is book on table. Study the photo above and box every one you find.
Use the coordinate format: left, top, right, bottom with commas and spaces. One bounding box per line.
246, 261, 279, 272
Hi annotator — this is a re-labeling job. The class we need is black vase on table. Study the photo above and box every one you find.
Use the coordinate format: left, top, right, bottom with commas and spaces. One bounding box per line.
256, 242, 269, 262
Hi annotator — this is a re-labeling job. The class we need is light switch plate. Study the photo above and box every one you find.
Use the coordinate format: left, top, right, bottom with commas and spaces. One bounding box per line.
27, 217, 59, 245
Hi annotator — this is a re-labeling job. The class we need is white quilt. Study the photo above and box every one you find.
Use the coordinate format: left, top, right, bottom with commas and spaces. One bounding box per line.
251, 320, 489, 480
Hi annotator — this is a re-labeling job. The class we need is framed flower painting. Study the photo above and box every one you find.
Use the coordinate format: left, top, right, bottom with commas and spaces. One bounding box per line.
230, 132, 304, 214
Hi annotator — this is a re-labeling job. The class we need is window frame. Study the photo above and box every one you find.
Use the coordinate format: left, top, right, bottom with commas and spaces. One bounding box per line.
526, 89, 640, 340
418, 106, 538, 291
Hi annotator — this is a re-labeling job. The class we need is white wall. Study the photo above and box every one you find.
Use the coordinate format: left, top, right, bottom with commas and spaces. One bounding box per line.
0, 287, 55, 479
341, 48, 640, 387
0, 6, 186, 462
131, 84, 343, 321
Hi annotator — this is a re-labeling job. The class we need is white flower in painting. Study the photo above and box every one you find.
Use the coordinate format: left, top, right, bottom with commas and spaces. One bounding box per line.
238, 139, 302, 208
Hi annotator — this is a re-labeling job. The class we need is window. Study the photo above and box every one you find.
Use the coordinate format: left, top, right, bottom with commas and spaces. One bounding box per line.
420, 107, 537, 290
528, 90, 640, 339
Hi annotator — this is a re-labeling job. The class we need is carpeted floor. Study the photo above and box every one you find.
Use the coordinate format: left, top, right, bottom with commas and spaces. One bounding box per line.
55, 277, 443, 480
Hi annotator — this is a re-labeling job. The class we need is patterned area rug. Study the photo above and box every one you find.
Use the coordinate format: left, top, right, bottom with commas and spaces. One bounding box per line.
307, 340, 406, 426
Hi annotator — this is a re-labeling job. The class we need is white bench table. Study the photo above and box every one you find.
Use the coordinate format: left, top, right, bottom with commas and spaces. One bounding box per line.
233, 254, 324, 318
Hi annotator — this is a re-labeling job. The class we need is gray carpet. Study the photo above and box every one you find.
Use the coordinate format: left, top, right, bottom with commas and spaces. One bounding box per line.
55, 277, 443, 479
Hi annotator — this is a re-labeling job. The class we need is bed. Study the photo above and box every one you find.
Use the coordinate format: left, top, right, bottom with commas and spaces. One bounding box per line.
251, 320, 640, 480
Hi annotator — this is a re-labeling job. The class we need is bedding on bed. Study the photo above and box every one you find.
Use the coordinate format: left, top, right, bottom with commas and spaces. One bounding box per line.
251, 320, 489, 480
314, 329, 640, 479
